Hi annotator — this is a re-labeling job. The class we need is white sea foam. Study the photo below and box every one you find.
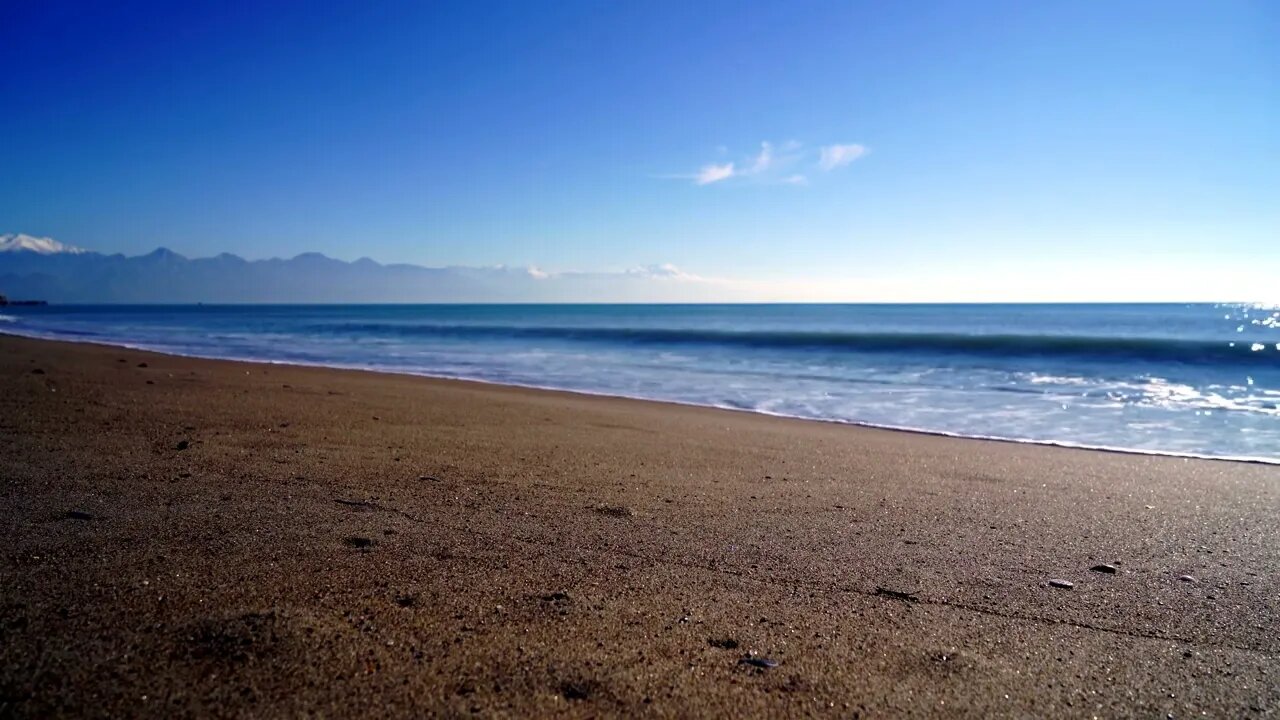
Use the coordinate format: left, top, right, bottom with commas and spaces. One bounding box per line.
4, 303, 1279, 462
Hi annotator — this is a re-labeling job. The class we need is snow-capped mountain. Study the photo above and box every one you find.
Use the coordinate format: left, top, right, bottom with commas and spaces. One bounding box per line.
0, 233, 87, 255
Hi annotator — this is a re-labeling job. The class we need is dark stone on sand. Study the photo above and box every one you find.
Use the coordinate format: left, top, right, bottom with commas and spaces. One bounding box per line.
176, 440, 190, 451
539, 592, 573, 615
146, 380, 155, 385
1048, 579, 1074, 589
595, 505, 634, 518
709, 638, 740, 650
344, 536, 376, 549
394, 593, 417, 608
137, 363, 148, 368
559, 680, 596, 701
739, 656, 780, 669
31, 368, 44, 375
1090, 564, 1118, 574
65, 510, 94, 521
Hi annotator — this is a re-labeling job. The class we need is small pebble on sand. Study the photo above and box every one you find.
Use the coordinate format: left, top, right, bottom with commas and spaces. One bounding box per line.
1090, 564, 1118, 574
1048, 579, 1074, 589
1179, 575, 1196, 583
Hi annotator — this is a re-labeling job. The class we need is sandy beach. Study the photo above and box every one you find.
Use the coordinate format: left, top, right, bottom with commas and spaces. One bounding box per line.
0, 334, 1276, 717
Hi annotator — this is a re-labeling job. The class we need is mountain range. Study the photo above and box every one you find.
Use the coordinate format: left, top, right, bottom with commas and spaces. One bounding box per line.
0, 234, 743, 303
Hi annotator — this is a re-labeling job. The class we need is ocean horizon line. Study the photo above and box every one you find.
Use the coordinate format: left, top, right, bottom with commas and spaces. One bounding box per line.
8, 300, 1274, 308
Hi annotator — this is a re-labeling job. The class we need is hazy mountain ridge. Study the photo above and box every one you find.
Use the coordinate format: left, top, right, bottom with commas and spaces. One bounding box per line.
0, 239, 741, 303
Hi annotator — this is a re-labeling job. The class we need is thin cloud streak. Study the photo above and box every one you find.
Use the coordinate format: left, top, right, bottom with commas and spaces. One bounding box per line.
818, 143, 867, 170
695, 162, 735, 185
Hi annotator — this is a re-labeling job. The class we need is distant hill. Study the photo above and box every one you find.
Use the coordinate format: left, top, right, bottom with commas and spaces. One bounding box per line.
0, 234, 739, 303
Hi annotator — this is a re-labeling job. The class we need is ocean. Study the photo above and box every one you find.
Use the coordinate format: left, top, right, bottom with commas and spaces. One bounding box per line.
3, 303, 1278, 462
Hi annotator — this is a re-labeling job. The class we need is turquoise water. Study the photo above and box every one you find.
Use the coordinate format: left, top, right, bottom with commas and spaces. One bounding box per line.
4, 303, 1279, 461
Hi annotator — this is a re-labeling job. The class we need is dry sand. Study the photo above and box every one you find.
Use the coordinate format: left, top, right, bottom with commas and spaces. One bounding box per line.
1, 335, 1276, 718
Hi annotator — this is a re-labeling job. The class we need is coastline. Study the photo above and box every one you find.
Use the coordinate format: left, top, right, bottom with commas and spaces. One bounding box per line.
2, 334, 1277, 717
3, 327, 1276, 466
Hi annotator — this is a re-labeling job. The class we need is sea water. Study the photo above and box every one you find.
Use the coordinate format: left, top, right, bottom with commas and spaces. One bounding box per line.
4, 303, 1278, 462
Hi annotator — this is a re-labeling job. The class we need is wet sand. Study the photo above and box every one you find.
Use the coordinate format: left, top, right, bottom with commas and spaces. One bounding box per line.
1, 334, 1276, 718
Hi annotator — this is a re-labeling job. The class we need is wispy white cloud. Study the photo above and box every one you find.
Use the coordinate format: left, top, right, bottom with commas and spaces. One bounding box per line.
818, 143, 867, 170
695, 162, 735, 185
676, 139, 864, 187
625, 263, 705, 281
747, 141, 773, 174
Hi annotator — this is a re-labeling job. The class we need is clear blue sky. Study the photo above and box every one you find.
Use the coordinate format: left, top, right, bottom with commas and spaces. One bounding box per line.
1, 1, 1276, 299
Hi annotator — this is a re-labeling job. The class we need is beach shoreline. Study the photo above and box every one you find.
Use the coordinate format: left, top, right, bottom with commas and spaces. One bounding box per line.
3, 327, 1276, 467
1, 334, 1277, 717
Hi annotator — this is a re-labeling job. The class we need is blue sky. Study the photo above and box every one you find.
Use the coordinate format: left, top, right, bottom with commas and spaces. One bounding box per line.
1, 1, 1276, 300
